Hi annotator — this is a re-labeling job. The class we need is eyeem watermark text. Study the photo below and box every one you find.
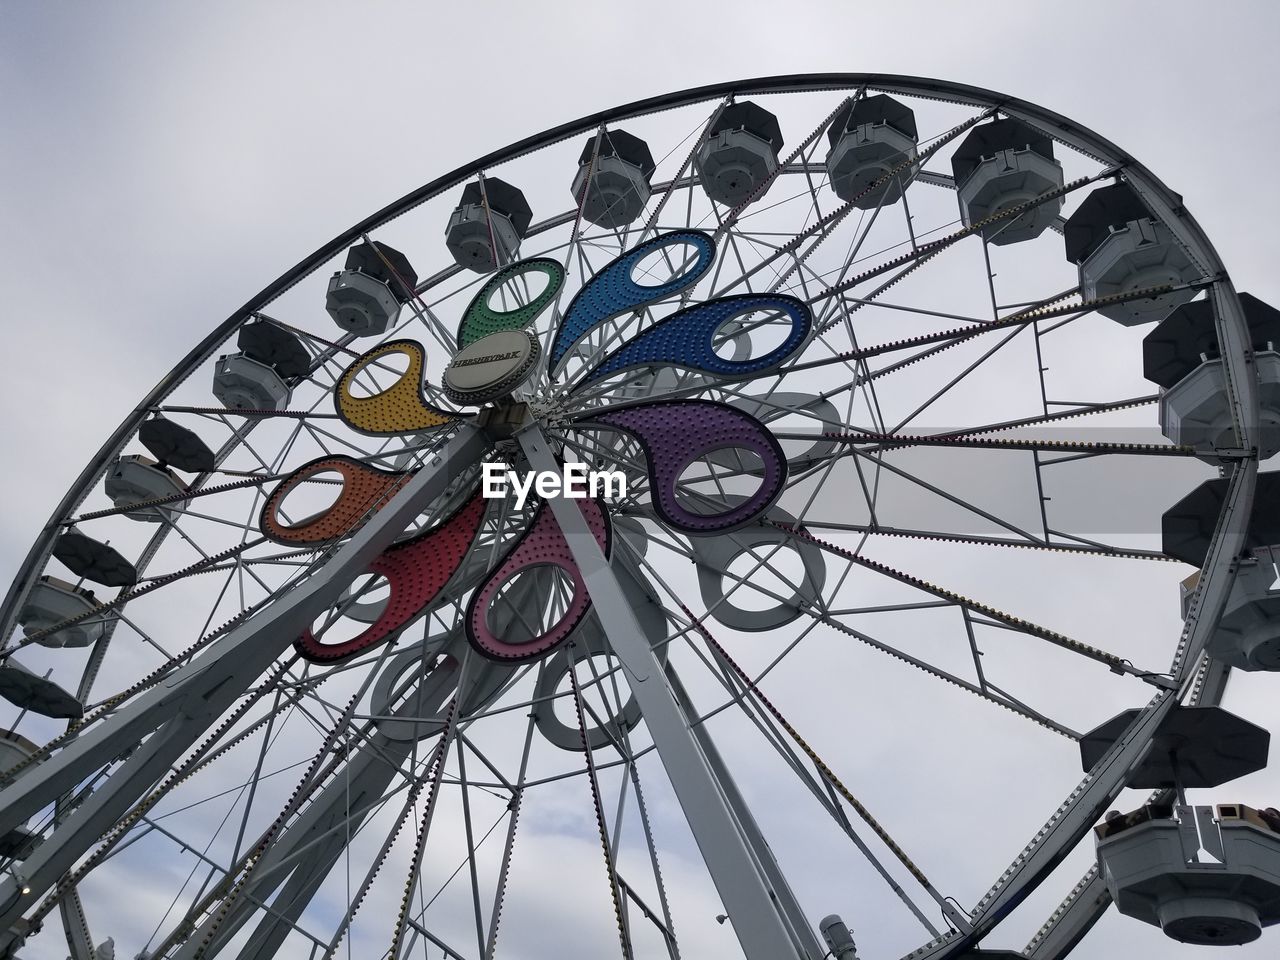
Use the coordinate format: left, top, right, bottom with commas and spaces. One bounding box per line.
481, 462, 627, 509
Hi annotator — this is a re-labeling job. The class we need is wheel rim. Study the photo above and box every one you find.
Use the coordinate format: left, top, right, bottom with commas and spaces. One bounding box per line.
0, 76, 1260, 960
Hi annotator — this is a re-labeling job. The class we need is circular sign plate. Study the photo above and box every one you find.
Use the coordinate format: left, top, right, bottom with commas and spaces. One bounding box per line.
443, 329, 540, 405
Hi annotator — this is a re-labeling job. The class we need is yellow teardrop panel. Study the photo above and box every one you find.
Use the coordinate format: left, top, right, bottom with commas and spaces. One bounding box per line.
335, 340, 455, 435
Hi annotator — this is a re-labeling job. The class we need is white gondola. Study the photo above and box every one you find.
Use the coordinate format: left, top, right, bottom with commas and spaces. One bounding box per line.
1207, 559, 1280, 670
445, 178, 531, 273
571, 129, 655, 228
212, 352, 292, 411
103, 453, 188, 522
1098, 803, 1280, 945
0, 730, 40, 859
952, 117, 1064, 245
1147, 295, 1280, 459
17, 575, 102, 648
326, 270, 401, 337
825, 94, 918, 209
325, 241, 417, 336
695, 101, 782, 207
1065, 182, 1198, 325
1161, 353, 1280, 458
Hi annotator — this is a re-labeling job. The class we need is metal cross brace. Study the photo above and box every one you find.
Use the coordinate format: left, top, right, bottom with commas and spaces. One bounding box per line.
517, 423, 815, 960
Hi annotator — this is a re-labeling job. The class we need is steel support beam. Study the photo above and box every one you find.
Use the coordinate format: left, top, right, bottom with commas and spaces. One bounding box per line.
0, 426, 486, 947
1024, 869, 1109, 960
170, 666, 458, 960
518, 424, 808, 960
58, 889, 96, 960
667, 668, 827, 960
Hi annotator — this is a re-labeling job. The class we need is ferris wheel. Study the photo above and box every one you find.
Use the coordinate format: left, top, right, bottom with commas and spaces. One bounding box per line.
2, 74, 1279, 960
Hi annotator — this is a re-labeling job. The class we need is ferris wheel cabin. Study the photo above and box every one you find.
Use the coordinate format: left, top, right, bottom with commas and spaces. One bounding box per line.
571, 129, 656, 228
1086, 707, 1280, 945
17, 576, 103, 649
695, 100, 783, 207
325, 240, 419, 337
211, 319, 310, 411
445, 177, 532, 273
1064, 181, 1200, 325
824, 94, 920, 209
951, 117, 1065, 245
1167, 472, 1280, 672
1145, 294, 1280, 460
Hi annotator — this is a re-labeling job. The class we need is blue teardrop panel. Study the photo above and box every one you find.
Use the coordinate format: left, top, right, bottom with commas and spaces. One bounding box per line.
573, 293, 811, 391
550, 230, 715, 374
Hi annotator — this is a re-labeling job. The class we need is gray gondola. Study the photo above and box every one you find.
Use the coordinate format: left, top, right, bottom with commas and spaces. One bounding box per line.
445, 178, 532, 273
212, 353, 291, 411
951, 117, 1064, 245
1144, 294, 1280, 460
572, 129, 656, 228
213, 320, 308, 411
825, 94, 918, 209
1097, 801, 1280, 945
695, 101, 783, 208
326, 241, 418, 337
103, 453, 189, 522
1064, 182, 1198, 325
17, 575, 103, 648
1087, 708, 1278, 944
1165, 472, 1280, 670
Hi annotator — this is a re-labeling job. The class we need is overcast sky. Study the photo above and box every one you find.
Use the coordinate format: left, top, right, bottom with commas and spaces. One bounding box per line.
4, 3, 1280, 959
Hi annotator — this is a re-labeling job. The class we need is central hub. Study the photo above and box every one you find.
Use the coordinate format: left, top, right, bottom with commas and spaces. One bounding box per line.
443, 329, 540, 406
